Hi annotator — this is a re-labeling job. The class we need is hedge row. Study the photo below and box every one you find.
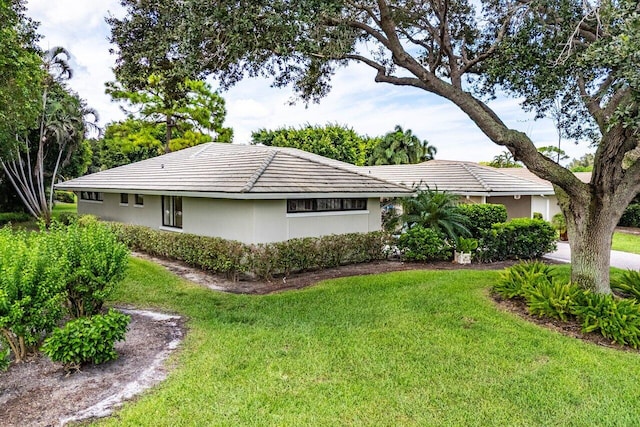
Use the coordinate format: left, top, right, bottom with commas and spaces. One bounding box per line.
619, 203, 640, 228
476, 218, 557, 262
107, 223, 391, 280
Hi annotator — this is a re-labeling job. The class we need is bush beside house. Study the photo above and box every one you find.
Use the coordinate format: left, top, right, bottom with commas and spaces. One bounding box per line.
108, 223, 391, 280
0, 222, 129, 370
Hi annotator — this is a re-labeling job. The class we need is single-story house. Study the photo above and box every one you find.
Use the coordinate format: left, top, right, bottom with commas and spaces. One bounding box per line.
56, 143, 413, 244
361, 161, 577, 221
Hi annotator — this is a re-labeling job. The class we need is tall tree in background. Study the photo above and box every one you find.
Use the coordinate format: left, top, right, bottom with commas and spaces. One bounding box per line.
106, 75, 232, 154
367, 125, 436, 165
110, 0, 640, 293
251, 124, 377, 165
1, 41, 94, 222
488, 150, 522, 168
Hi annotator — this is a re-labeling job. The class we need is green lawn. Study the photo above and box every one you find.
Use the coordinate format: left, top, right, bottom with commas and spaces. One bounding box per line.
98, 258, 640, 426
612, 232, 640, 255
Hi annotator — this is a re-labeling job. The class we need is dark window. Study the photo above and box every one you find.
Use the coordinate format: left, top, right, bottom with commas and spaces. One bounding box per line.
80, 191, 103, 202
162, 196, 183, 228
120, 193, 129, 204
287, 198, 367, 213
134, 194, 144, 206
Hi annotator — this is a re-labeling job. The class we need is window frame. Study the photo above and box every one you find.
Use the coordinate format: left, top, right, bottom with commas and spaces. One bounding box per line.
162, 195, 183, 229
79, 191, 103, 202
120, 193, 129, 205
134, 194, 144, 206
286, 198, 368, 214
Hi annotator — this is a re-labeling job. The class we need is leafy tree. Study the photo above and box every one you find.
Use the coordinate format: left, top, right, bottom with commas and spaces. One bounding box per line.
568, 153, 595, 172
109, 1, 640, 293
537, 146, 569, 164
251, 124, 376, 165
106, 75, 232, 154
1, 45, 95, 223
367, 125, 436, 165
402, 188, 470, 242
488, 150, 522, 168
0, 0, 43, 158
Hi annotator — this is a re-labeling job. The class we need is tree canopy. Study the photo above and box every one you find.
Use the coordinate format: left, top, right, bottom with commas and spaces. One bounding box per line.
106, 75, 232, 153
0, 0, 43, 158
251, 124, 376, 165
367, 125, 436, 165
109, 0, 640, 293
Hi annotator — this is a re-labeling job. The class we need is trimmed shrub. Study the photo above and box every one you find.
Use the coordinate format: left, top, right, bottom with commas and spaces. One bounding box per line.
0, 212, 31, 226
573, 292, 640, 348
41, 309, 130, 370
457, 203, 507, 237
619, 204, 640, 228
107, 223, 390, 280
611, 270, 640, 300
477, 218, 557, 262
397, 226, 452, 262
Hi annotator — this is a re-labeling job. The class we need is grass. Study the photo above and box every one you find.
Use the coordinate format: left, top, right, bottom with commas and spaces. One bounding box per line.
612, 232, 640, 255
4, 202, 77, 230
97, 258, 640, 426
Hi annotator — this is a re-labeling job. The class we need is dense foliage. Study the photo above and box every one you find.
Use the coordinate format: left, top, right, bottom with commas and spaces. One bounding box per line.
456, 204, 507, 237
619, 204, 640, 228
54, 221, 129, 318
495, 262, 640, 349
402, 188, 470, 241
396, 226, 451, 262
251, 124, 376, 166
477, 219, 557, 262
366, 125, 436, 166
0, 222, 129, 365
108, 223, 391, 280
41, 309, 130, 371
0, 228, 67, 361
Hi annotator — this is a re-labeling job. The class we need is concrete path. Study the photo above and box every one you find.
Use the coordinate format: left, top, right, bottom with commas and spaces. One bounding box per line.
544, 241, 640, 270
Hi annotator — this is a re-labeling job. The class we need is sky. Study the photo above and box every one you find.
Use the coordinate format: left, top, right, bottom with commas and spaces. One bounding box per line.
25, 1, 591, 163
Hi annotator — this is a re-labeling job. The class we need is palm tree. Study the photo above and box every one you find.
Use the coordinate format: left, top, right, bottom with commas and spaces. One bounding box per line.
402, 187, 470, 241
367, 125, 437, 165
1, 46, 94, 224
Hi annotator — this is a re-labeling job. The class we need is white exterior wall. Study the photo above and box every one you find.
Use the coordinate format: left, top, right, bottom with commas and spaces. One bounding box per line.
531, 195, 562, 221
77, 192, 161, 228
78, 193, 382, 244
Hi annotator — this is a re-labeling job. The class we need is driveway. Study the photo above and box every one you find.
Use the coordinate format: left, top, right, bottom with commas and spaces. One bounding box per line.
544, 241, 640, 270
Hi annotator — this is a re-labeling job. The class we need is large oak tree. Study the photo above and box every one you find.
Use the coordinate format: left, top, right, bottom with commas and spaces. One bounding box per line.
110, 0, 640, 293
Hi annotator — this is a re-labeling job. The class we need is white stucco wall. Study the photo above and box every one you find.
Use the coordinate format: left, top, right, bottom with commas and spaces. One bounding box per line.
78, 192, 161, 228
78, 193, 382, 244
531, 195, 562, 221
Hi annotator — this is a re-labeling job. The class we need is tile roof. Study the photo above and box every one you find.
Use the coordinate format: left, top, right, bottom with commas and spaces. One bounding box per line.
56, 143, 413, 199
361, 160, 555, 196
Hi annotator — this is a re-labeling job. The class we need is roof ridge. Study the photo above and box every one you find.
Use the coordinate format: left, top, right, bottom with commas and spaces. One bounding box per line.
281, 148, 412, 191
189, 142, 214, 158
461, 163, 492, 191
241, 150, 278, 193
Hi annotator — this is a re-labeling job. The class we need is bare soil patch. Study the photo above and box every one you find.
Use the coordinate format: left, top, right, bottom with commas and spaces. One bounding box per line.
0, 309, 184, 427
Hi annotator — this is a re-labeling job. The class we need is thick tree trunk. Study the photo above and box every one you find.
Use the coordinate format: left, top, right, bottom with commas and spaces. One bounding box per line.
555, 186, 623, 293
